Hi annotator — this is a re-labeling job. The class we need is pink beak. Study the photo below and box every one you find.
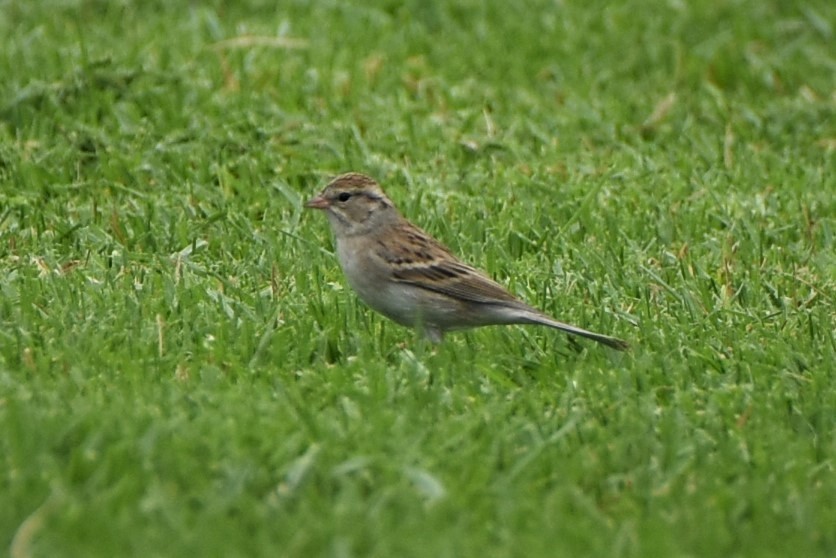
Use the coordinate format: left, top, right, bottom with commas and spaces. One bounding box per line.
305, 195, 329, 209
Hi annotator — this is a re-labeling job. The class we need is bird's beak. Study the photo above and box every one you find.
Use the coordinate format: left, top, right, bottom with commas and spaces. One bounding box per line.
305, 195, 329, 210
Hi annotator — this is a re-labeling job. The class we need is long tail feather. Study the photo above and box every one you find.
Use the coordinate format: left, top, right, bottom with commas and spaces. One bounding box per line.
520, 311, 629, 351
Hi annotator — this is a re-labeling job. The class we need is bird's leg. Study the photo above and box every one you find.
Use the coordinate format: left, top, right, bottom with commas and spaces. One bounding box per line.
423, 325, 444, 344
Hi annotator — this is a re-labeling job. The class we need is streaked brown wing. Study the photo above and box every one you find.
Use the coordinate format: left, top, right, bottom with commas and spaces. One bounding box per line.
374, 222, 519, 304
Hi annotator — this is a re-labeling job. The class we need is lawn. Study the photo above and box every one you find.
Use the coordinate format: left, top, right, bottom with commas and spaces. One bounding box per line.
1, 0, 834, 556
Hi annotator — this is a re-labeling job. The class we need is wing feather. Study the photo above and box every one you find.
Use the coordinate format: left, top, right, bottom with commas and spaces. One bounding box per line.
374, 222, 520, 304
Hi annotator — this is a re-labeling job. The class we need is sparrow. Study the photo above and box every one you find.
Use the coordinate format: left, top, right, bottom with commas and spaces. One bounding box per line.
306, 172, 629, 350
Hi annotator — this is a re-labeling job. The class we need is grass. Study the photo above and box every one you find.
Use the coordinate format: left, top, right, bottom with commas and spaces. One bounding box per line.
1, 0, 834, 556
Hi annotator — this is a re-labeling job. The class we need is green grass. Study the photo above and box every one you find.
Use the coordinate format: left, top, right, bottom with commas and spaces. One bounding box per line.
1, 0, 834, 556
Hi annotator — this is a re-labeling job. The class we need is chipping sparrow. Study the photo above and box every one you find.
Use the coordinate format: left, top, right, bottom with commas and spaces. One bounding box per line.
306, 172, 629, 350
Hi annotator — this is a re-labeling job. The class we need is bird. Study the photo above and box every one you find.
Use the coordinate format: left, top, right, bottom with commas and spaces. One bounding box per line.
305, 172, 629, 350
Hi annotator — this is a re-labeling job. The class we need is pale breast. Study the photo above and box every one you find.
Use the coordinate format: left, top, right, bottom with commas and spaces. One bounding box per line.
335, 236, 416, 326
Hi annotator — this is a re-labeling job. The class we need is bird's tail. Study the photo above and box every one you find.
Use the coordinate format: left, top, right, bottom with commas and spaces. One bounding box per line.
520, 310, 630, 351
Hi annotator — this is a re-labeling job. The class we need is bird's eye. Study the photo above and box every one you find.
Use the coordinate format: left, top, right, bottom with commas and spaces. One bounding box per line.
337, 192, 352, 202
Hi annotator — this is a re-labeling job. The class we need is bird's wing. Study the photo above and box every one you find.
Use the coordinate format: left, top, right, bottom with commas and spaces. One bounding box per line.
374, 222, 520, 304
